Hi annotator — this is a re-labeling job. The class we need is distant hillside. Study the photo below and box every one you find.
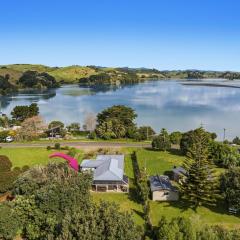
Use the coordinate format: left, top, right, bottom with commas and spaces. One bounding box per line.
49, 65, 97, 83
1, 64, 240, 91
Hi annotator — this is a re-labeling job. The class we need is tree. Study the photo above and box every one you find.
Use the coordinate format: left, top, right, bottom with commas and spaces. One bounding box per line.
0, 74, 16, 95
136, 126, 155, 141
0, 155, 26, 193
209, 141, 240, 168
66, 122, 80, 132
152, 128, 171, 151
0, 203, 19, 240
170, 131, 182, 145
0, 130, 9, 142
180, 128, 213, 155
180, 128, 218, 207
12, 163, 142, 240
232, 136, 240, 145
11, 103, 39, 122
18, 71, 59, 88
157, 217, 196, 240
16, 116, 46, 141
96, 105, 137, 139
220, 167, 240, 211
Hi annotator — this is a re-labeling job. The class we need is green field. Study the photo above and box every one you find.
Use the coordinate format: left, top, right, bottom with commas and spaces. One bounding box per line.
136, 148, 185, 175
1, 146, 239, 228
0, 147, 84, 167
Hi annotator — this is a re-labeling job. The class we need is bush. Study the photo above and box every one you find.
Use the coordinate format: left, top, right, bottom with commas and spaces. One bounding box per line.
0, 204, 19, 240
0, 155, 12, 173
88, 131, 97, 139
46, 145, 52, 150
54, 142, 61, 150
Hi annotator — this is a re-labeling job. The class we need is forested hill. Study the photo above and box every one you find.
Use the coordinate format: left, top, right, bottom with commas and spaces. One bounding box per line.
1, 64, 240, 94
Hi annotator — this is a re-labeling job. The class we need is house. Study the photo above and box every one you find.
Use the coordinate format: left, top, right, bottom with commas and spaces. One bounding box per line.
80, 155, 129, 193
172, 166, 187, 182
149, 175, 179, 201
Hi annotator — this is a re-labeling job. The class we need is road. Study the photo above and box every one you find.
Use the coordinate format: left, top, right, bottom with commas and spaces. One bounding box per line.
0, 141, 151, 149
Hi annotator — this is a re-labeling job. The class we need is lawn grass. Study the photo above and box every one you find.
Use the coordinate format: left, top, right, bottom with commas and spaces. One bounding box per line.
150, 201, 240, 229
92, 193, 144, 225
136, 148, 185, 175
0, 147, 84, 168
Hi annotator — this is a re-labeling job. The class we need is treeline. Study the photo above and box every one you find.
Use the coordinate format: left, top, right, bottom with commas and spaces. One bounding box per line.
78, 71, 141, 86
0, 70, 59, 95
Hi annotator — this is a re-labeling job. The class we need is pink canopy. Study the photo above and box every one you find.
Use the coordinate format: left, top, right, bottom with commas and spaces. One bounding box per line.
49, 152, 79, 171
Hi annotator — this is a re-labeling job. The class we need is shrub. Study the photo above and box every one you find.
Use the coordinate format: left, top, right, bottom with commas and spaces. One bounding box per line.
54, 142, 61, 150
46, 145, 52, 150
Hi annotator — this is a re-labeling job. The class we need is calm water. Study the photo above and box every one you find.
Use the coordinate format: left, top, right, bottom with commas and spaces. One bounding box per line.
1, 80, 240, 140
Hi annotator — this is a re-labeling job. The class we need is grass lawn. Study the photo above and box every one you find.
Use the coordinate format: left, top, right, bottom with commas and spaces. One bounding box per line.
136, 148, 185, 175
150, 201, 240, 229
0, 147, 84, 168
92, 193, 144, 225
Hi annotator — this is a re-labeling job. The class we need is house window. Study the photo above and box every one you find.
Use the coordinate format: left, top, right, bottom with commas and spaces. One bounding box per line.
164, 192, 169, 196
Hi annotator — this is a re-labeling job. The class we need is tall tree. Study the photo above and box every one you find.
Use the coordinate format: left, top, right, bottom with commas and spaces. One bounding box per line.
152, 128, 171, 151
180, 128, 218, 207
11, 103, 39, 122
220, 167, 240, 211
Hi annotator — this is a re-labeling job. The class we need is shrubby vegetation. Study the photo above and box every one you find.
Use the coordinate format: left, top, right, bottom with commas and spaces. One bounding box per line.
152, 128, 171, 151
0, 74, 16, 95
156, 216, 240, 240
11, 103, 39, 122
95, 105, 137, 139
0, 155, 29, 193
0, 163, 142, 240
18, 71, 59, 88
221, 167, 240, 212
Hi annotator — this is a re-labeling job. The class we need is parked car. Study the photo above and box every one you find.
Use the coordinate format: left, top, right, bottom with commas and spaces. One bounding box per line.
5, 136, 14, 142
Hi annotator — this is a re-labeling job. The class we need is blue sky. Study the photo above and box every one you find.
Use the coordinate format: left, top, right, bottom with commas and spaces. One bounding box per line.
1, 0, 240, 70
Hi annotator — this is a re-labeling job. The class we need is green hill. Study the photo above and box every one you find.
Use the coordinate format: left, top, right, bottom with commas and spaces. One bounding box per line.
48, 65, 97, 83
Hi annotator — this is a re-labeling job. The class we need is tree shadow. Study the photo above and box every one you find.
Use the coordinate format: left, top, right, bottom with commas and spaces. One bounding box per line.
132, 209, 145, 219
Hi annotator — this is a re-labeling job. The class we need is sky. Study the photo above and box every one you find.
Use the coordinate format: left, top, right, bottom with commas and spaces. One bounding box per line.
0, 0, 240, 71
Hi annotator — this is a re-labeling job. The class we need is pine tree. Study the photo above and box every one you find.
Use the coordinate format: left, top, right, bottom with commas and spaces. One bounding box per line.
180, 128, 218, 207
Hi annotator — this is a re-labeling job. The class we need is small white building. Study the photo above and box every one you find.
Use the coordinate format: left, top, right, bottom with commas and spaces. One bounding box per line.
149, 175, 179, 201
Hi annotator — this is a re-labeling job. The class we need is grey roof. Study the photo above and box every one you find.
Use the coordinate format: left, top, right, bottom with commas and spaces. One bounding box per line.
172, 166, 187, 175
81, 159, 104, 168
149, 175, 177, 192
80, 155, 125, 182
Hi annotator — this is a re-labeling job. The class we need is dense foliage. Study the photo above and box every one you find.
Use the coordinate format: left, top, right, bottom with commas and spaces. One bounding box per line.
18, 71, 59, 88
8, 163, 142, 240
209, 141, 240, 168
11, 103, 39, 122
0, 155, 28, 193
95, 105, 137, 139
180, 128, 215, 155
134, 126, 155, 141
180, 128, 218, 207
169, 131, 182, 145
0, 74, 16, 95
156, 216, 240, 240
220, 167, 240, 211
0, 203, 19, 240
152, 128, 171, 151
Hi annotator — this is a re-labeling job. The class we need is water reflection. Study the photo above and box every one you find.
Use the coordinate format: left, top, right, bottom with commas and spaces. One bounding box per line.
1, 80, 240, 139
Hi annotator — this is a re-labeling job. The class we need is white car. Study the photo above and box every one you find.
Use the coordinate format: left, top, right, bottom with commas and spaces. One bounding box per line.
5, 136, 14, 142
